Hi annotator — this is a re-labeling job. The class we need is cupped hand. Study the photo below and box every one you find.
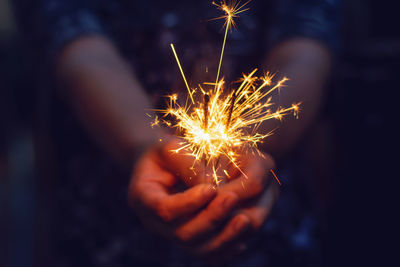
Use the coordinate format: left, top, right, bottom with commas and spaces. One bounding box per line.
198, 153, 280, 264
161, 138, 280, 227
148, 138, 281, 262
128, 138, 252, 258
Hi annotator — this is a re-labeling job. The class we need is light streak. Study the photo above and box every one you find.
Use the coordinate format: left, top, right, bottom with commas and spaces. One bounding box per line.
171, 44, 194, 104
153, 1, 301, 186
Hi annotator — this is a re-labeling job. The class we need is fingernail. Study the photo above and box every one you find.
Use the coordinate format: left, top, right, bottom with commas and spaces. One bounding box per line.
203, 185, 216, 198
234, 216, 250, 232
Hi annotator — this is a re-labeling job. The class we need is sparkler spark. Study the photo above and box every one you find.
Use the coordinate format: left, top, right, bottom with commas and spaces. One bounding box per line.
153, 1, 301, 186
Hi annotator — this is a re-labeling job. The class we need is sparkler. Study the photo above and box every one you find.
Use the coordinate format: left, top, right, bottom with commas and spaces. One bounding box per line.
153, 1, 301, 186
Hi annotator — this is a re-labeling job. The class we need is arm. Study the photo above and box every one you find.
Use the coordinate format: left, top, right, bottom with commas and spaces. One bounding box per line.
13, 0, 157, 165
260, 38, 332, 159
259, 0, 340, 158
220, 40, 332, 237
56, 35, 160, 166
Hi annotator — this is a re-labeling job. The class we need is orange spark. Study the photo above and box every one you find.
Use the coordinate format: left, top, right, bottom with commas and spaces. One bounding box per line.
151, 1, 301, 185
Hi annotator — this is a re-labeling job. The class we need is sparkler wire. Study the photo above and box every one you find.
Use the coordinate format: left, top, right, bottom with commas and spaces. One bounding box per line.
152, 1, 301, 186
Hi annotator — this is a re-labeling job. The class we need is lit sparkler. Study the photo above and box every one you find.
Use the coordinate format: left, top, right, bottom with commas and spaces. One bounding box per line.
153, 1, 301, 186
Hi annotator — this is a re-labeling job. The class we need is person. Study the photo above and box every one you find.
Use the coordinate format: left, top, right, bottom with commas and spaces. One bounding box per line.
13, 0, 340, 265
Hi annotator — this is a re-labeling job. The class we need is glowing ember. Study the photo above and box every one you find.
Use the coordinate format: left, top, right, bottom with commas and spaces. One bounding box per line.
153, 1, 301, 185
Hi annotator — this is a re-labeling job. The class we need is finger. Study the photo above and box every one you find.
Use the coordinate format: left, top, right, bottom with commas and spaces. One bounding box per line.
129, 151, 217, 222
238, 179, 280, 230
219, 153, 275, 200
160, 138, 207, 186
193, 214, 250, 257
158, 183, 217, 222
174, 191, 239, 242
129, 151, 178, 210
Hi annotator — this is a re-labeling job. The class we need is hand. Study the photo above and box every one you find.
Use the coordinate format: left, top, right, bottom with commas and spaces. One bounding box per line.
156, 139, 280, 262
204, 153, 280, 264
219, 152, 280, 231
161, 138, 279, 228
128, 138, 252, 258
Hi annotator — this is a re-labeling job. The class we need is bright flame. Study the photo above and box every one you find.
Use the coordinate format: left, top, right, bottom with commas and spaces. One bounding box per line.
153, 1, 301, 186
211, 0, 251, 30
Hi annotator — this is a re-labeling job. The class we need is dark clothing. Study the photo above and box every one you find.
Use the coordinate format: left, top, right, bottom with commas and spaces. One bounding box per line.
14, 0, 339, 56
13, 0, 341, 266
14, 0, 340, 108
14, 0, 340, 90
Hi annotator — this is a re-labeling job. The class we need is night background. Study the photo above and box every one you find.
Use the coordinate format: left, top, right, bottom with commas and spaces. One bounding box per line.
1, 0, 396, 266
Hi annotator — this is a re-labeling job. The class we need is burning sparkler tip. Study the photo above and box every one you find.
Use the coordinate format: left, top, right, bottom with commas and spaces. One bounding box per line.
155, 0, 300, 186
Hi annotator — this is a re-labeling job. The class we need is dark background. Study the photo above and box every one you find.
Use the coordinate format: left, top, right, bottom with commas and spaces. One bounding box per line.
1, 0, 396, 266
